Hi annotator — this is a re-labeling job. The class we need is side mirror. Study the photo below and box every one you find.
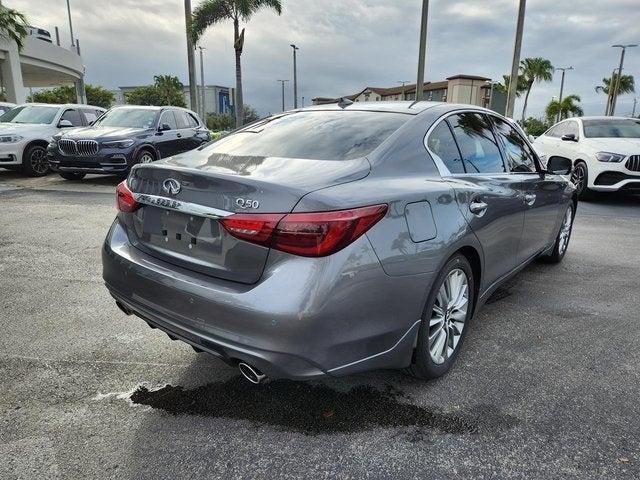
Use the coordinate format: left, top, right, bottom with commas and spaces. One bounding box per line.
546, 156, 572, 175
58, 119, 74, 128
561, 133, 577, 142
158, 123, 171, 132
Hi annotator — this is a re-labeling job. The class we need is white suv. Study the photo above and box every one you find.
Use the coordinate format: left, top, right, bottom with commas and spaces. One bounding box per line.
534, 116, 640, 199
0, 104, 105, 176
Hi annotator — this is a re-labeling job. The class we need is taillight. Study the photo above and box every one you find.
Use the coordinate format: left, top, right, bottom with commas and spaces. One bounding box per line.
116, 180, 139, 213
220, 204, 387, 257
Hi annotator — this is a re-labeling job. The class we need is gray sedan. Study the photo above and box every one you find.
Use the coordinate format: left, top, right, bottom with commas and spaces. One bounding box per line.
102, 102, 576, 383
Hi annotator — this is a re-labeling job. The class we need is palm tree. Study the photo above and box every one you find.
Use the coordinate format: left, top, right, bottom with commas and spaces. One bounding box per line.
0, 5, 28, 50
545, 94, 583, 123
520, 57, 554, 122
595, 73, 635, 114
494, 74, 527, 98
191, 0, 282, 128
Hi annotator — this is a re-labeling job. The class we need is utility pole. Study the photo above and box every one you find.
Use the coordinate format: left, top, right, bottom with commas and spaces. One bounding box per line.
632, 97, 638, 117
610, 44, 637, 116
66, 0, 75, 46
506, 0, 526, 118
555, 66, 573, 122
605, 68, 618, 116
398, 81, 410, 100
415, 0, 429, 101
277, 80, 289, 112
290, 44, 299, 109
198, 46, 206, 120
184, 0, 198, 113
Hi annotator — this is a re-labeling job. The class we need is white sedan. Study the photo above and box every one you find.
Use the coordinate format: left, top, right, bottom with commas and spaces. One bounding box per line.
533, 116, 640, 199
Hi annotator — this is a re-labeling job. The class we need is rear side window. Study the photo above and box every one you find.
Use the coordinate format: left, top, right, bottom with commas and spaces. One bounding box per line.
491, 116, 536, 173
448, 113, 505, 174
174, 110, 190, 129
427, 121, 465, 173
204, 111, 410, 160
186, 112, 199, 127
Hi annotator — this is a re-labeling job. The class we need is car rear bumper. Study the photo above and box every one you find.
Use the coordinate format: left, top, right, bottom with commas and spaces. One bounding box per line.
102, 219, 430, 379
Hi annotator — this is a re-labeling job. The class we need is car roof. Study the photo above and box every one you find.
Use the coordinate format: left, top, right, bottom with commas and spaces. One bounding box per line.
297, 100, 447, 115
19, 103, 105, 110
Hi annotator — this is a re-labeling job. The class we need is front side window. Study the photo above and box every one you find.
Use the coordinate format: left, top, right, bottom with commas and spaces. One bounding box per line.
491, 116, 536, 173
448, 113, 505, 174
60, 109, 83, 127
159, 111, 178, 130
427, 121, 465, 173
95, 108, 157, 129
565, 121, 579, 138
0, 105, 59, 124
81, 109, 98, 124
203, 111, 410, 161
583, 119, 640, 138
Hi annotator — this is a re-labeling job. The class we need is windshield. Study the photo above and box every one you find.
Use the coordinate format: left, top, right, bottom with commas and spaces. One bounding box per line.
0, 105, 58, 124
204, 110, 410, 160
583, 119, 640, 138
95, 108, 158, 129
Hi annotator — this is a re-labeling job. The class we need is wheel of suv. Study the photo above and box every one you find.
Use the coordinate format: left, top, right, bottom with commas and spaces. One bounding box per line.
59, 172, 86, 181
136, 149, 156, 164
408, 254, 475, 380
22, 144, 50, 177
542, 204, 574, 264
571, 161, 593, 200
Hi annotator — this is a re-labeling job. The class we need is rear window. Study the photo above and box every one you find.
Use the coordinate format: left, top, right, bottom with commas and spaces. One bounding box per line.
204, 111, 410, 160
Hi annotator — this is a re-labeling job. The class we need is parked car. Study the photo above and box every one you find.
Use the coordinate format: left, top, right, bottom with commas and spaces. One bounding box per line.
27, 26, 52, 43
0, 102, 16, 114
102, 102, 576, 383
0, 103, 105, 176
534, 116, 640, 198
47, 106, 210, 180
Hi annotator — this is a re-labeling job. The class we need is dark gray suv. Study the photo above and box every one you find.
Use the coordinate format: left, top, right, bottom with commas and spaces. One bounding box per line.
47, 106, 210, 180
102, 102, 575, 383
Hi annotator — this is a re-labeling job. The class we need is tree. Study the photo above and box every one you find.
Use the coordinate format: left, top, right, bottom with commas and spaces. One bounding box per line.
125, 75, 186, 107
28, 84, 115, 108
494, 74, 527, 98
520, 57, 554, 122
521, 117, 549, 137
0, 5, 28, 50
206, 103, 260, 131
191, 0, 282, 128
545, 94, 583, 123
595, 74, 635, 114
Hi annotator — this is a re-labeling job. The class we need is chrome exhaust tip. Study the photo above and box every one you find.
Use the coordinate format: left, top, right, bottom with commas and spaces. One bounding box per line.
238, 362, 267, 384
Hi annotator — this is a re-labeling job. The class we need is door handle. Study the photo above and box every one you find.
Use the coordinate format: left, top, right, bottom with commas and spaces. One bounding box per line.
524, 193, 536, 206
469, 200, 488, 216
177, 133, 182, 138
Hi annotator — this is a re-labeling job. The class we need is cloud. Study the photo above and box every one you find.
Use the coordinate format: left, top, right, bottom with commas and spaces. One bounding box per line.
7, 0, 639, 117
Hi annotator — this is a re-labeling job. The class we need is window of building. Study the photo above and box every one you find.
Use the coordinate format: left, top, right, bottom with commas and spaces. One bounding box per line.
491, 116, 536, 173
447, 112, 505, 174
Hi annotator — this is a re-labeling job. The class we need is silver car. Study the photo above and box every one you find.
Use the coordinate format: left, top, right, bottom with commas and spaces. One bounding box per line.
102, 102, 576, 383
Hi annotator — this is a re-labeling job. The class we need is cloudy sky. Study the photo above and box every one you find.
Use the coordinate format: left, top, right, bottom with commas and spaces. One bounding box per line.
9, 0, 640, 118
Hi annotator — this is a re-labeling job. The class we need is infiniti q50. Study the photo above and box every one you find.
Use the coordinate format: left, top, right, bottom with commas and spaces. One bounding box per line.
102, 101, 576, 383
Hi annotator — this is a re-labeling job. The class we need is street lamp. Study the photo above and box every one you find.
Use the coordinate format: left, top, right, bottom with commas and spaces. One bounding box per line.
198, 46, 206, 120
610, 44, 638, 116
290, 44, 299, 108
415, 0, 429, 102
555, 66, 574, 122
277, 79, 289, 112
398, 81, 410, 100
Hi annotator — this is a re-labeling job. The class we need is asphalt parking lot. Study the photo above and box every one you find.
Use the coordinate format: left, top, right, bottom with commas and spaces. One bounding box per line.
1, 170, 639, 480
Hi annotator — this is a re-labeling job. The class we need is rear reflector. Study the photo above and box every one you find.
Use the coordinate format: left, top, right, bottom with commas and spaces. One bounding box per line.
116, 181, 139, 213
220, 204, 388, 257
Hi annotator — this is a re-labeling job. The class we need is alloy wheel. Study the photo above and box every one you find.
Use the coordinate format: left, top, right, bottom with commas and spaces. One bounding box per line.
571, 164, 585, 194
30, 147, 49, 175
558, 206, 573, 255
139, 153, 154, 164
429, 268, 469, 365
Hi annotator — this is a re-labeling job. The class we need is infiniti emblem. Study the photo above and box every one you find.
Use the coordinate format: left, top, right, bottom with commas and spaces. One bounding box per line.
162, 178, 181, 196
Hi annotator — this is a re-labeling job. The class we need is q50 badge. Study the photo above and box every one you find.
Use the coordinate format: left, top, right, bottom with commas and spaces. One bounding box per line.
235, 198, 260, 209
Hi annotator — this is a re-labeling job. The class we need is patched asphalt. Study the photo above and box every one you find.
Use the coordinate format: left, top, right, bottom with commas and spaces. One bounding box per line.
1, 170, 639, 479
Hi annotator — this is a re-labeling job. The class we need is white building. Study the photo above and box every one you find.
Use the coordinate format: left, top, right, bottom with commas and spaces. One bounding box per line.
0, 35, 85, 104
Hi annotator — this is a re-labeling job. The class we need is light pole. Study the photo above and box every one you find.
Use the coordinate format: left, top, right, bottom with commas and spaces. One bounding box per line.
632, 97, 638, 117
610, 44, 638, 116
290, 44, 299, 108
66, 0, 75, 46
398, 81, 410, 100
198, 46, 206, 120
555, 66, 573, 122
415, 0, 429, 102
277, 80, 289, 112
184, 0, 198, 113
506, 0, 526, 118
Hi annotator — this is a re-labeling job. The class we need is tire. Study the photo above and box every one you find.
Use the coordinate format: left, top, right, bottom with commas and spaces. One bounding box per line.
571, 161, 594, 200
542, 204, 574, 264
21, 144, 50, 177
59, 172, 86, 181
408, 254, 476, 380
136, 149, 156, 165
